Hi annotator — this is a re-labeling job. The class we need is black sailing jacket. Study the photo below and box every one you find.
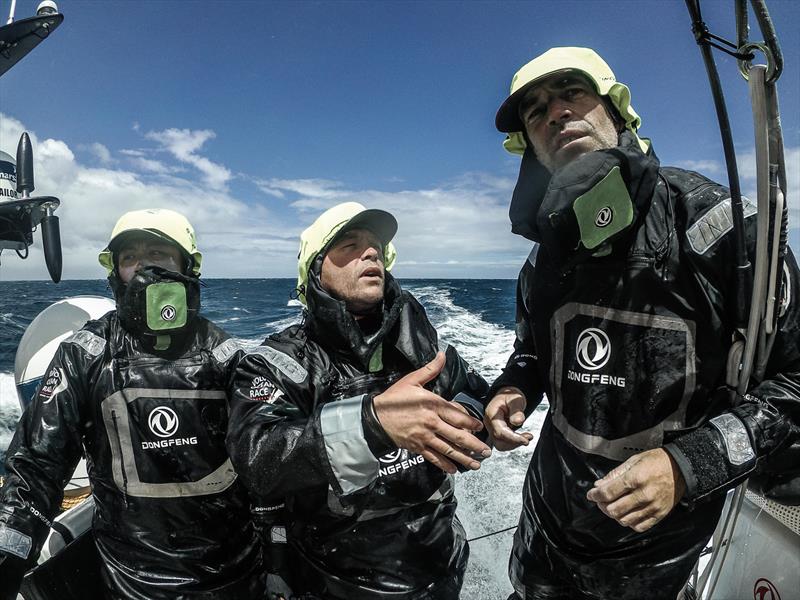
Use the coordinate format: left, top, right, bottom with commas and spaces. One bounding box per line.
491, 145, 800, 599
226, 272, 489, 600
0, 314, 262, 600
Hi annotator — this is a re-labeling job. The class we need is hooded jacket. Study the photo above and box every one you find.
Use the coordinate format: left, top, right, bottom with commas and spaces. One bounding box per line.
0, 313, 262, 600
490, 139, 800, 599
226, 270, 489, 600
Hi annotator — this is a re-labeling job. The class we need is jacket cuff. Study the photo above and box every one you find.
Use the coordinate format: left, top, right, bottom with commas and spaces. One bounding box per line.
665, 412, 756, 503
361, 393, 397, 459
452, 392, 484, 420
319, 396, 380, 495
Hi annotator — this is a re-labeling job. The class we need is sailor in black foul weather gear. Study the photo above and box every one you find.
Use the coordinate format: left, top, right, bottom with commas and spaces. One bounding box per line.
227, 202, 491, 600
0, 209, 262, 600
485, 48, 800, 600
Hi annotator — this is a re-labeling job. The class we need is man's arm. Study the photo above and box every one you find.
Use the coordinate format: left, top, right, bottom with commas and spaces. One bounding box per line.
589, 214, 800, 531
664, 250, 800, 503
1, 337, 92, 593
226, 346, 343, 498
484, 255, 545, 450
227, 344, 492, 501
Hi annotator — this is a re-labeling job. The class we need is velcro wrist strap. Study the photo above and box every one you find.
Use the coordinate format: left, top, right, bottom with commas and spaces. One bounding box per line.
669, 412, 756, 502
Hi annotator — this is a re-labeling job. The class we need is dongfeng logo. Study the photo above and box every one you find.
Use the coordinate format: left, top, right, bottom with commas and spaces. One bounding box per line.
148, 406, 179, 438
576, 328, 611, 370
595, 206, 613, 228
379, 449, 404, 464
161, 305, 177, 321
754, 578, 781, 600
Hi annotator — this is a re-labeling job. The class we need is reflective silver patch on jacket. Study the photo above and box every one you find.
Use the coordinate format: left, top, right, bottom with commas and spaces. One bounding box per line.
527, 243, 539, 268
0, 524, 32, 559
66, 330, 106, 357
710, 413, 756, 466
686, 197, 757, 255
320, 395, 378, 495
248, 346, 308, 384
212, 338, 241, 363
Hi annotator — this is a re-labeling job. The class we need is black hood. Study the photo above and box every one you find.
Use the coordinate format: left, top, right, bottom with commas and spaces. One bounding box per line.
508, 131, 660, 256
304, 262, 406, 370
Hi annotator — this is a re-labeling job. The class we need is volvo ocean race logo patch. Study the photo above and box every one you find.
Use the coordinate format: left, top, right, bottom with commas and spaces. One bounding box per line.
595, 206, 613, 228
567, 327, 626, 388
378, 448, 424, 476
249, 376, 284, 403
160, 305, 177, 321
38, 367, 67, 400
141, 406, 198, 450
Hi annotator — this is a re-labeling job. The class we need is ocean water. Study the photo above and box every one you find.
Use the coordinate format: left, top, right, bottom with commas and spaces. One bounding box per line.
0, 278, 544, 599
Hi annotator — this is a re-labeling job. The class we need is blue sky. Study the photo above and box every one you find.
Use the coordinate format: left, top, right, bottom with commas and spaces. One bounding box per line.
1, 0, 798, 280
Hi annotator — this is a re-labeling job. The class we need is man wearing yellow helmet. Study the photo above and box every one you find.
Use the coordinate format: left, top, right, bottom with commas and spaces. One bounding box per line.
0, 209, 263, 599
484, 48, 800, 599
227, 202, 491, 600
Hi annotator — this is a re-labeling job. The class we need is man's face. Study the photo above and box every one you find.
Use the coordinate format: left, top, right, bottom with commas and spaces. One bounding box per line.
518, 73, 620, 173
116, 233, 185, 283
320, 228, 385, 314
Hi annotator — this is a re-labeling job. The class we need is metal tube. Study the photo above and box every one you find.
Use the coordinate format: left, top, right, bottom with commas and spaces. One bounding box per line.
6, 0, 17, 25
738, 65, 771, 395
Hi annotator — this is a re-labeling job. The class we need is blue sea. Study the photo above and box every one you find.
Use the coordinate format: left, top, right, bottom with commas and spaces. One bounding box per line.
0, 278, 544, 599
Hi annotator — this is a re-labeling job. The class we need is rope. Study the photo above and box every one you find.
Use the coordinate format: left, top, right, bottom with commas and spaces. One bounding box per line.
467, 525, 517, 543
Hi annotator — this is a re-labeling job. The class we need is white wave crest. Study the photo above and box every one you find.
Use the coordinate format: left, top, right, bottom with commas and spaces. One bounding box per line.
405, 284, 514, 379
1, 373, 22, 459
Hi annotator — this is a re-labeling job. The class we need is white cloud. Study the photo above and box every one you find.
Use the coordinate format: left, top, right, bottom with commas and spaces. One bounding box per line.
144, 128, 232, 190
255, 178, 344, 199
84, 142, 112, 165
0, 114, 280, 280
673, 159, 724, 175
261, 174, 530, 277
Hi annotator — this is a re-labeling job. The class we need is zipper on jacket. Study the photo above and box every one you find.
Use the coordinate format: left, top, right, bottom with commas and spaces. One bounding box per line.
111, 409, 129, 506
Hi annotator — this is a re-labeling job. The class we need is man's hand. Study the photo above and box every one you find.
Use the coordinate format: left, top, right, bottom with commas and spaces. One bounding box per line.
586, 448, 686, 533
374, 352, 491, 474
484, 387, 533, 451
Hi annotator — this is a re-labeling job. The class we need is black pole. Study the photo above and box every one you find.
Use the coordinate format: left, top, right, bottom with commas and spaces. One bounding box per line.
685, 0, 751, 328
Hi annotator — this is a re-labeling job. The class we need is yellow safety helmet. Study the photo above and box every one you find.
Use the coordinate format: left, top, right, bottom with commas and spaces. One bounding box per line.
98, 208, 202, 276
495, 47, 646, 155
297, 202, 397, 306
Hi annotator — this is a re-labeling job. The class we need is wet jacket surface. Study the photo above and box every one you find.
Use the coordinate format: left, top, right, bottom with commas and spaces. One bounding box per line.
0, 313, 262, 600
491, 146, 800, 599
227, 272, 489, 600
